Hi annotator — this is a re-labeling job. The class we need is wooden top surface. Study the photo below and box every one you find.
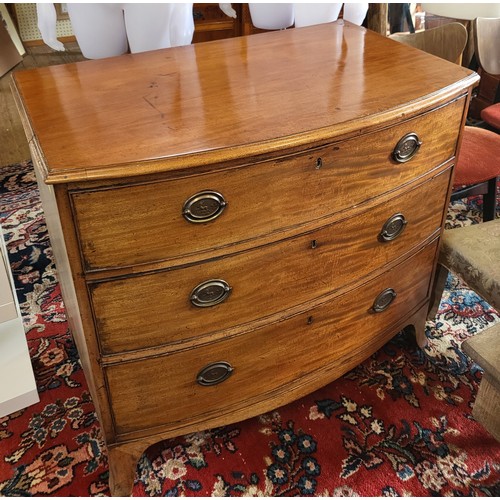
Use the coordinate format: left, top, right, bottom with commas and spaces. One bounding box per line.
11, 21, 477, 184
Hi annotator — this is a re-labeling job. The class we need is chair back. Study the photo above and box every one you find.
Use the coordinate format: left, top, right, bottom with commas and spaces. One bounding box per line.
389, 22, 468, 65
474, 17, 500, 75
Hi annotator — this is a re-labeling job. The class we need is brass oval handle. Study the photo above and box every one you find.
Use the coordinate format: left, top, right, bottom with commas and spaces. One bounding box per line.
371, 288, 397, 313
190, 279, 232, 308
197, 362, 234, 386
392, 133, 422, 163
379, 213, 407, 242
183, 190, 227, 223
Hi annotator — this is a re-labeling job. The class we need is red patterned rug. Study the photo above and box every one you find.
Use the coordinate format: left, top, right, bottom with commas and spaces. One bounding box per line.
0, 161, 499, 497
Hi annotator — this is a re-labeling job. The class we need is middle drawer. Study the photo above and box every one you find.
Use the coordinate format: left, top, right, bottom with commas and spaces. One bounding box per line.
90, 170, 449, 355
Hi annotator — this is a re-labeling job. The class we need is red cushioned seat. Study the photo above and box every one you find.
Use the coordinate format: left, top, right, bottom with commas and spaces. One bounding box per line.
481, 102, 500, 131
451, 126, 500, 221
454, 126, 500, 186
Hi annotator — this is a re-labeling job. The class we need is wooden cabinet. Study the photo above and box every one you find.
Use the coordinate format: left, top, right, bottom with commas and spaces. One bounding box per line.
192, 3, 242, 43
192, 4, 280, 40
11, 22, 478, 496
469, 67, 500, 120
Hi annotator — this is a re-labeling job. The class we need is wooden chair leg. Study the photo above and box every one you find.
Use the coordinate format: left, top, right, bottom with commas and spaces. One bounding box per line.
482, 176, 498, 222
427, 263, 448, 321
412, 302, 432, 348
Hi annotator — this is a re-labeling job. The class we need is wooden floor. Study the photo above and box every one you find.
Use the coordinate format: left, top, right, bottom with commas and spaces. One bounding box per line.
0, 43, 85, 167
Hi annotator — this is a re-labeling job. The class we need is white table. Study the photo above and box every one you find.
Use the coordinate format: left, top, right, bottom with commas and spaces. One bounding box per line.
0, 225, 38, 418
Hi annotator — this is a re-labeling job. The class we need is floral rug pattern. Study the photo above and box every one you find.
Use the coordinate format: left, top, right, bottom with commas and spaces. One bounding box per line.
0, 161, 499, 496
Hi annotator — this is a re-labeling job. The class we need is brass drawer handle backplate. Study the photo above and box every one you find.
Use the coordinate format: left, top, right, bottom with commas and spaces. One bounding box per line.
183, 190, 227, 223
371, 288, 397, 313
379, 213, 407, 242
197, 362, 234, 386
190, 279, 232, 307
392, 132, 422, 163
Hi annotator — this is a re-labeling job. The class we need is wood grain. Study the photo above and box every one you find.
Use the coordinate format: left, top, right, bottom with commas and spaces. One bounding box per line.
105, 240, 437, 436
0, 43, 85, 166
11, 22, 476, 183
91, 169, 450, 356
101, 302, 432, 496
10, 23, 478, 495
72, 98, 463, 272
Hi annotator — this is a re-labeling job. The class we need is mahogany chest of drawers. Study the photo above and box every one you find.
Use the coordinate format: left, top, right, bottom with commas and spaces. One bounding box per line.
11, 22, 478, 496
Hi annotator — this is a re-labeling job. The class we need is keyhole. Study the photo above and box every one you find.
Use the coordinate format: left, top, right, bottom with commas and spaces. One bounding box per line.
315, 158, 323, 169
311, 240, 318, 249
307, 316, 314, 325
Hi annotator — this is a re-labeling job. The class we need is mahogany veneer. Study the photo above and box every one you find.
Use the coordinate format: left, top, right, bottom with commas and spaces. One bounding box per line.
11, 22, 478, 496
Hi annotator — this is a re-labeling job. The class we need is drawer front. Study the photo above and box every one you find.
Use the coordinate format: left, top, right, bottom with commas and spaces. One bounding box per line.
105, 240, 437, 436
73, 98, 464, 271
91, 170, 449, 354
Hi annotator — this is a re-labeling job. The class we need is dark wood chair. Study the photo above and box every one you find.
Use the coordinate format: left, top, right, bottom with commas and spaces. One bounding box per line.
474, 17, 500, 131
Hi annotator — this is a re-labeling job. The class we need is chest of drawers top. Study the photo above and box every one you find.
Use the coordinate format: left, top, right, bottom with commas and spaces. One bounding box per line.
12, 22, 476, 185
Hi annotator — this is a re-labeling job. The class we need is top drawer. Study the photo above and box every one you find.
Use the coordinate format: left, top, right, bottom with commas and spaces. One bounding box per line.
71, 98, 464, 271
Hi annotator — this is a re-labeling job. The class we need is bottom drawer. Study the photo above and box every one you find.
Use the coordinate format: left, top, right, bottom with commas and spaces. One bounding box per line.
105, 241, 437, 437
